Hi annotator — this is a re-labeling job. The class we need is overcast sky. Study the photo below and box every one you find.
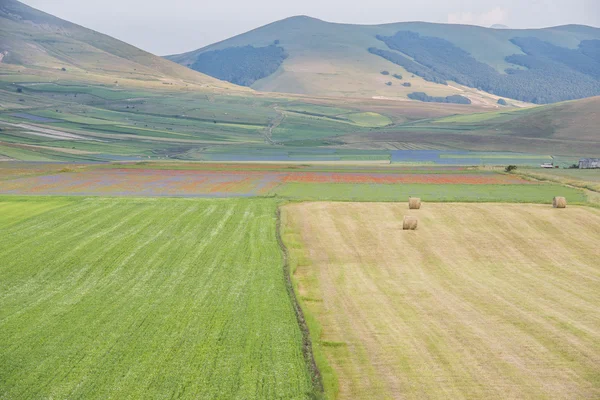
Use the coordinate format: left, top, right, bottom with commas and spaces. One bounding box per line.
21, 0, 600, 56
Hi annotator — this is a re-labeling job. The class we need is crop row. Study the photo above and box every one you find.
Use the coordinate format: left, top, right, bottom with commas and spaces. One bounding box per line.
0, 197, 314, 399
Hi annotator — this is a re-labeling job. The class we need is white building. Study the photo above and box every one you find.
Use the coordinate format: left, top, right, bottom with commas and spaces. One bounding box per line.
578, 158, 600, 169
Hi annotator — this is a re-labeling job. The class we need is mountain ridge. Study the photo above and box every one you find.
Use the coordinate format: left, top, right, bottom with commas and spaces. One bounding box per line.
167, 16, 600, 104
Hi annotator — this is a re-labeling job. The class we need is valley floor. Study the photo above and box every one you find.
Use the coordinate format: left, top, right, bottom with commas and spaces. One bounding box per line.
1, 163, 599, 399
283, 202, 600, 399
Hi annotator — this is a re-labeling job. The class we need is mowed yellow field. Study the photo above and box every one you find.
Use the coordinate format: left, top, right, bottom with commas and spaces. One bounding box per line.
282, 202, 600, 399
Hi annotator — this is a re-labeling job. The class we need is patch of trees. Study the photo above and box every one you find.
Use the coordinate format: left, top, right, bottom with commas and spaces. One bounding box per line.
392, 73, 402, 79
385, 81, 393, 86
368, 47, 447, 84
380, 70, 390, 75
508, 37, 600, 79
190, 45, 288, 86
498, 98, 507, 106
408, 92, 471, 104
369, 32, 600, 104
580, 40, 600, 62
403, 82, 411, 87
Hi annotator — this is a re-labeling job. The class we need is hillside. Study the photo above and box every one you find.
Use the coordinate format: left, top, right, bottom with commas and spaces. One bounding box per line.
430, 96, 600, 142
0, 0, 240, 91
337, 97, 600, 156
168, 17, 600, 104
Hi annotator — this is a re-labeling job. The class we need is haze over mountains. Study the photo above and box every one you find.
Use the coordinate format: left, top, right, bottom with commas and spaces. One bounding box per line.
168, 16, 600, 104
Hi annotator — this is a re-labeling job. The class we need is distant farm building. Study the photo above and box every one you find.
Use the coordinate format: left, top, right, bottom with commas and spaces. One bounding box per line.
578, 158, 600, 169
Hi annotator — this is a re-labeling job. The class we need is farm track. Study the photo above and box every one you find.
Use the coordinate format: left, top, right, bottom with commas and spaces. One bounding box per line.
264, 107, 286, 145
284, 202, 600, 399
0, 197, 316, 399
276, 208, 324, 395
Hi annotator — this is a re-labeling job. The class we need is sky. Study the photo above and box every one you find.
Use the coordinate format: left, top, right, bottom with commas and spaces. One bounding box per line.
21, 0, 600, 55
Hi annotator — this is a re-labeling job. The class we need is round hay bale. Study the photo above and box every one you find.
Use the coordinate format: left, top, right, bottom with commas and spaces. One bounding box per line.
403, 216, 418, 230
553, 196, 567, 208
408, 197, 422, 210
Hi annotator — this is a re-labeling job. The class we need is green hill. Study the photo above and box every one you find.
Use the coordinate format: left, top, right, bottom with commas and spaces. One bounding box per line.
0, 0, 240, 91
168, 16, 600, 104
339, 97, 600, 156
430, 96, 600, 142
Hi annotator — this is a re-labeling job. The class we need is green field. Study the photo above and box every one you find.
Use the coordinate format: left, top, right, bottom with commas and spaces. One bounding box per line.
0, 197, 317, 399
516, 168, 600, 192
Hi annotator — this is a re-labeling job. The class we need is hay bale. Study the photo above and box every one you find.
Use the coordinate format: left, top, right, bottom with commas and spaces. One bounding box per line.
408, 197, 422, 210
403, 216, 418, 230
553, 196, 567, 208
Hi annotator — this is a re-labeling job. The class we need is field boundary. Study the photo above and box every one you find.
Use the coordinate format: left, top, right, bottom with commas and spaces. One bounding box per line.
276, 207, 324, 398
511, 170, 600, 193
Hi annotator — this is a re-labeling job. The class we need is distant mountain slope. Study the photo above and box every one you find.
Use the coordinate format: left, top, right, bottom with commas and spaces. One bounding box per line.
421, 96, 600, 143
0, 0, 240, 91
338, 97, 600, 156
487, 96, 600, 142
168, 17, 600, 104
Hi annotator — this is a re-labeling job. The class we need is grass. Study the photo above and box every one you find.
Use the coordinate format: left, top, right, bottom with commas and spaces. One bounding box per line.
272, 182, 587, 203
516, 168, 600, 189
512, 168, 600, 205
344, 112, 392, 127
0, 144, 62, 162
3, 72, 597, 161
20, 83, 156, 101
281, 210, 339, 399
283, 202, 600, 399
2, 81, 403, 161
0, 196, 318, 399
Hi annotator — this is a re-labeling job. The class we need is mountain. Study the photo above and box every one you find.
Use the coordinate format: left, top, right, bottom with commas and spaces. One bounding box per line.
168, 17, 600, 104
0, 0, 240, 91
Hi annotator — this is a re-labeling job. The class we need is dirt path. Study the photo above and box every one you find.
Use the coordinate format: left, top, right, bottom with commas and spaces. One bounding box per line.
263, 107, 285, 145
283, 202, 600, 399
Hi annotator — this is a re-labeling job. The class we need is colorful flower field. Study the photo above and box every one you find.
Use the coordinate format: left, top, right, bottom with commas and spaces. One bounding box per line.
0, 169, 281, 197
0, 164, 535, 197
